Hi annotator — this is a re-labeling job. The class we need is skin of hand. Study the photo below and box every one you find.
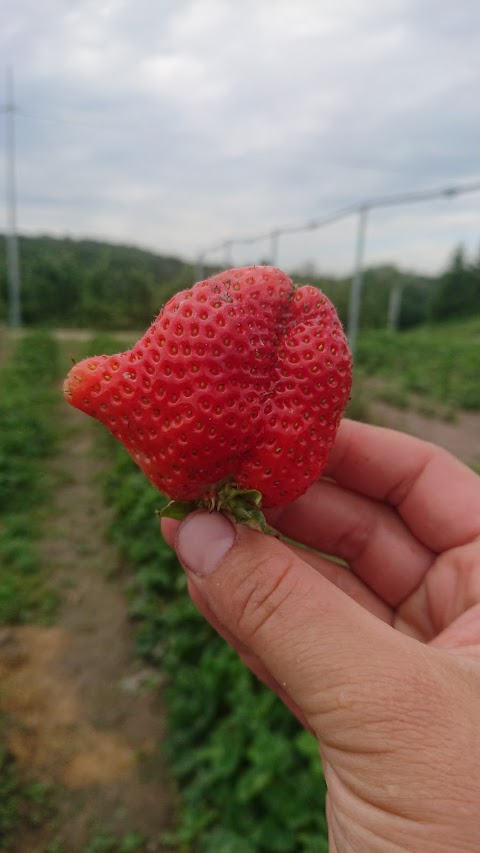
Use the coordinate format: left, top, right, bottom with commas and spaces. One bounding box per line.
161, 420, 480, 853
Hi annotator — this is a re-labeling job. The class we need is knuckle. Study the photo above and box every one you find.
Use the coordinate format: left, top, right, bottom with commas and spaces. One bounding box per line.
231, 548, 300, 643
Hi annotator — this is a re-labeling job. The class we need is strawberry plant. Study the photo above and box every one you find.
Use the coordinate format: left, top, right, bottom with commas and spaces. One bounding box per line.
0, 332, 60, 850
0, 332, 59, 624
0, 735, 56, 853
100, 432, 329, 851
356, 318, 480, 410
0, 332, 58, 512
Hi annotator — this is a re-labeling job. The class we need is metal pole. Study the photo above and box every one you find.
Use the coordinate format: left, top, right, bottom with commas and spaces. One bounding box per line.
198, 179, 480, 309
5, 66, 21, 327
387, 283, 403, 331
347, 205, 368, 359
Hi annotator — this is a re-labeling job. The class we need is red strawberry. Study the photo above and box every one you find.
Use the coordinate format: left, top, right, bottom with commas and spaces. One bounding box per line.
64, 266, 352, 530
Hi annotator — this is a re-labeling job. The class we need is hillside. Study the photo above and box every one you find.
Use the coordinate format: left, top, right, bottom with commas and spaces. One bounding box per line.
1, 234, 479, 332
0, 235, 195, 330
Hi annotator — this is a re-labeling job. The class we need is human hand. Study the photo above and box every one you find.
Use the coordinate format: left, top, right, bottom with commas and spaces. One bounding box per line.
161, 420, 480, 852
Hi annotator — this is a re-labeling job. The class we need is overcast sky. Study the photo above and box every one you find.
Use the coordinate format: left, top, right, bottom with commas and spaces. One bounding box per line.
2, 0, 480, 275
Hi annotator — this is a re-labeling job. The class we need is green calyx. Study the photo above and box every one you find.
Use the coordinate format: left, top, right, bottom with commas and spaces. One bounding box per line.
159, 479, 278, 535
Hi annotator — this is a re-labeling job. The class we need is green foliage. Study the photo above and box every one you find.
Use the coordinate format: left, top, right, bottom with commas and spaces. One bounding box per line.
1, 234, 479, 335
79, 830, 146, 853
0, 332, 58, 510
356, 318, 480, 410
374, 385, 410, 409
0, 332, 60, 624
0, 734, 55, 852
292, 262, 437, 331
0, 236, 195, 330
429, 245, 480, 322
295, 243, 480, 331
344, 374, 374, 423
100, 438, 328, 851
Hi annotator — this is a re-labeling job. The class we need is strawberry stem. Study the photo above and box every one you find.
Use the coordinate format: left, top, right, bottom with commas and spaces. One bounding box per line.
159, 480, 278, 535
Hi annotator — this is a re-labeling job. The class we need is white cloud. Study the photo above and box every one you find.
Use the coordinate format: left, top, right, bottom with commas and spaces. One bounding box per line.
1, 0, 479, 274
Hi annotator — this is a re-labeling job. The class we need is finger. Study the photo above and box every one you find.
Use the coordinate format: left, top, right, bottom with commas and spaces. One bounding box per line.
165, 515, 401, 632
289, 544, 408, 630
165, 515, 415, 638
324, 419, 480, 552
161, 516, 178, 548
186, 578, 314, 733
163, 516, 313, 727
166, 512, 480, 846
172, 510, 441, 749
268, 477, 434, 606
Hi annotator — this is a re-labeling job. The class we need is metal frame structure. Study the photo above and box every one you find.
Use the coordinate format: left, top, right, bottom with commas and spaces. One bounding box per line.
197, 180, 480, 356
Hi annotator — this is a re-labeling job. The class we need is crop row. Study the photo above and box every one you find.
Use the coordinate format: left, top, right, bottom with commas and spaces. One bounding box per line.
0, 331, 60, 624
0, 331, 61, 850
99, 438, 328, 852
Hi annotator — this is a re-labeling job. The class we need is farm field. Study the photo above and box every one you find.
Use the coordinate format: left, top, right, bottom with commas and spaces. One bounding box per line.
352, 317, 480, 470
0, 332, 173, 853
0, 319, 479, 851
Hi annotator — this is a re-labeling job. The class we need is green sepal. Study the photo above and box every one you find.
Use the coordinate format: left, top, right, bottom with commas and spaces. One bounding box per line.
216, 484, 276, 534
157, 480, 279, 536
158, 500, 198, 520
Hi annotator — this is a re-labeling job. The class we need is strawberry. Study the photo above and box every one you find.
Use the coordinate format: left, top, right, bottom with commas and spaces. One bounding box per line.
64, 266, 352, 530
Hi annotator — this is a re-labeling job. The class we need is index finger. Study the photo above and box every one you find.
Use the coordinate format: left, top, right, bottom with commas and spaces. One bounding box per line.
324, 420, 480, 552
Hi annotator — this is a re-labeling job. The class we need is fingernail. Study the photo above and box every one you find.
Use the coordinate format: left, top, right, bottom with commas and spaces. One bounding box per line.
176, 512, 236, 576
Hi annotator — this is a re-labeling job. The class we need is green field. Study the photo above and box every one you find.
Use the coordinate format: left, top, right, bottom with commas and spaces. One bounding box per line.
0, 316, 479, 851
85, 319, 480, 850
0, 332, 61, 850
356, 317, 480, 411
0, 332, 60, 624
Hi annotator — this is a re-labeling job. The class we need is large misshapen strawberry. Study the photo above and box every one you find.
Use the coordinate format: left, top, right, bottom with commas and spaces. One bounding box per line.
64, 266, 352, 531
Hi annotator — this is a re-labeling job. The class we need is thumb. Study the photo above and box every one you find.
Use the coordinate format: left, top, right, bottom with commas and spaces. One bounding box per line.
171, 511, 436, 747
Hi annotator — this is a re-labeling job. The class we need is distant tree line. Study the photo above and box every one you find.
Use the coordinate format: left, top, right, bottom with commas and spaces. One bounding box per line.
291, 243, 480, 331
0, 235, 479, 331
0, 236, 196, 330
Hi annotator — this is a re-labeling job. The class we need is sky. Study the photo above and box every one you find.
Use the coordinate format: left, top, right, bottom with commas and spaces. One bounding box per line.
1, 0, 480, 276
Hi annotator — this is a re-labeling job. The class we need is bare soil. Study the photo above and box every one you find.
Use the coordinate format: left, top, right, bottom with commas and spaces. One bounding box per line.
0, 398, 175, 851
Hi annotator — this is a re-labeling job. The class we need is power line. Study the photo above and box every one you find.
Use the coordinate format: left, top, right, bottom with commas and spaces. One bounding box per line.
197, 178, 480, 356
198, 179, 480, 265
346, 181, 480, 356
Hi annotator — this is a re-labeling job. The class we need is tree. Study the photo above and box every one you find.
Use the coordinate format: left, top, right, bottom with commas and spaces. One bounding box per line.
429, 245, 480, 321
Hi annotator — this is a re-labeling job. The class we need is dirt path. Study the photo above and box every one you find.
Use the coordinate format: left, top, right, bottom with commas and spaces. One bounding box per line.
0, 396, 175, 851
369, 400, 480, 469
